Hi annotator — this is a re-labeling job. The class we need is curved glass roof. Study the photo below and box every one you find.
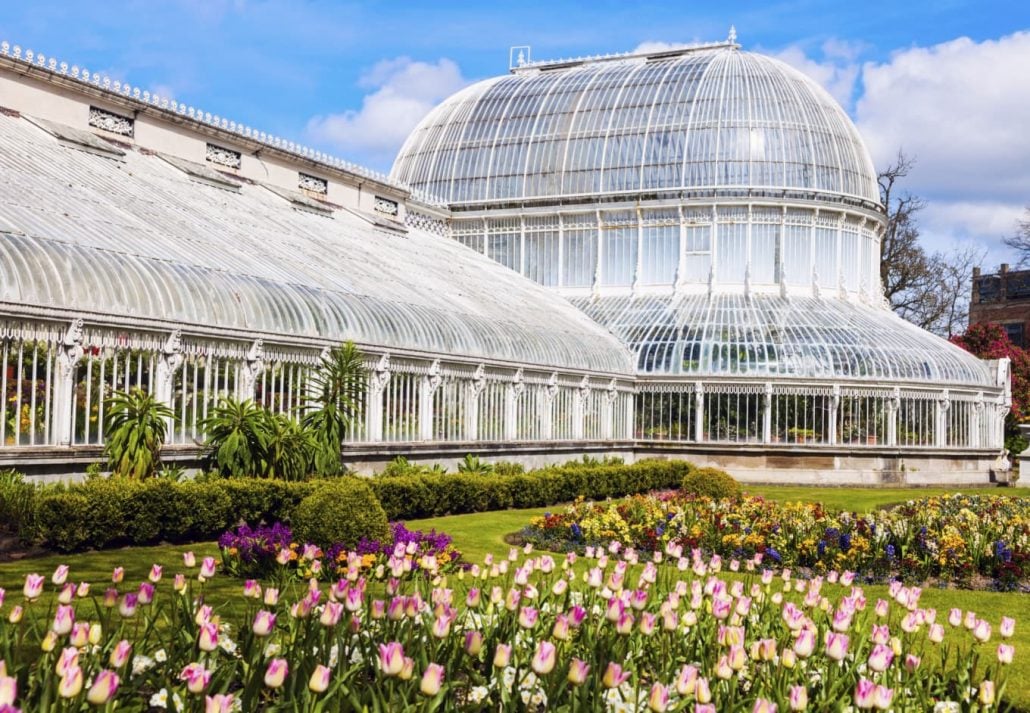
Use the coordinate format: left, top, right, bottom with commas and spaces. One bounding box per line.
568, 293, 994, 387
0, 113, 633, 375
392, 47, 879, 207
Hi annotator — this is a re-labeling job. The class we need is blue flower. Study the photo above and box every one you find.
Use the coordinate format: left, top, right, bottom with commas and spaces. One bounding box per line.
570, 523, 583, 540
840, 534, 851, 553
817, 540, 826, 557
767, 548, 782, 563
886, 544, 896, 560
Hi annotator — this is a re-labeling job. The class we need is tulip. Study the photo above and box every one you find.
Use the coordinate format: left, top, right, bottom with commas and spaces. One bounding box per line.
973, 619, 992, 642
867, 643, 893, 672
854, 678, 876, 709
263, 588, 279, 606
794, 629, 815, 658
602, 662, 631, 689
675, 665, 698, 696
118, 593, 138, 618
789, 685, 808, 711
200, 557, 216, 579
7, 605, 22, 624
23, 574, 44, 600
69, 622, 90, 648
41, 631, 58, 652
56, 647, 79, 677
567, 658, 590, 686
904, 654, 921, 672
464, 631, 483, 656
52, 605, 75, 636
242, 580, 260, 599
102, 589, 118, 608
147, 564, 162, 583
51, 564, 70, 586
531, 640, 556, 675
825, 632, 849, 661
696, 677, 712, 704
205, 694, 234, 713
0, 676, 16, 706
928, 623, 945, 644
180, 663, 212, 695
1001, 616, 1015, 638
109, 640, 132, 668
616, 612, 635, 635
320, 602, 343, 628
753, 699, 777, 713
56, 584, 74, 605
400, 657, 415, 681
183, 551, 196, 568
644, 683, 668, 712
173, 574, 187, 592
781, 648, 796, 669
715, 656, 733, 680
307, 664, 331, 694
111, 567, 124, 584
58, 666, 84, 698
198, 622, 219, 652
264, 659, 288, 689
379, 642, 405, 676
874, 685, 893, 710
493, 643, 512, 668
998, 643, 1015, 664
979, 680, 995, 706
419, 663, 445, 696
138, 582, 155, 605
86, 670, 120, 705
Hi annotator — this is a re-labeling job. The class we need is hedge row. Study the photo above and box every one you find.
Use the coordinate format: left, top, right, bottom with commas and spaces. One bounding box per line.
367, 458, 693, 520
18, 459, 694, 552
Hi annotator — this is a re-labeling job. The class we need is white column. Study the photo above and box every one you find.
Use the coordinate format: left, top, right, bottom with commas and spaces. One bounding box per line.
365, 353, 391, 443
464, 365, 486, 441
762, 383, 773, 444
572, 376, 589, 440
971, 395, 983, 449
601, 379, 617, 440
541, 373, 558, 441
886, 388, 900, 447
828, 384, 840, 446
237, 340, 265, 402
418, 360, 442, 441
693, 381, 704, 442
935, 391, 950, 448
503, 368, 524, 441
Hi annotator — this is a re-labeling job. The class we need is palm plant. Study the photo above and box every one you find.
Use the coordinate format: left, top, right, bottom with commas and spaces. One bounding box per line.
302, 342, 367, 475
201, 396, 270, 477
262, 411, 316, 481
457, 453, 494, 475
103, 389, 174, 479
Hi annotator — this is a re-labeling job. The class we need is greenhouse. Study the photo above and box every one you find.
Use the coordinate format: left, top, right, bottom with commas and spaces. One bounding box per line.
0, 37, 1011, 482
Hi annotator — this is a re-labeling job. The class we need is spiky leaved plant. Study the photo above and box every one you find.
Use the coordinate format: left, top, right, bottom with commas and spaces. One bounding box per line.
103, 389, 174, 479
302, 342, 367, 475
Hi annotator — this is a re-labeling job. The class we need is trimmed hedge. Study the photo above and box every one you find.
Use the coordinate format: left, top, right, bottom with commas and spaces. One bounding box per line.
681, 466, 742, 501
23, 458, 694, 552
366, 458, 693, 520
292, 480, 389, 549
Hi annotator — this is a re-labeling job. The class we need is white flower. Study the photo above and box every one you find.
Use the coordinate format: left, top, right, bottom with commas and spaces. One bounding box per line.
264, 643, 281, 658
934, 703, 961, 713
154, 648, 167, 663
149, 688, 169, 709
219, 636, 238, 655
329, 643, 340, 667
172, 692, 184, 712
132, 655, 155, 677
469, 686, 489, 703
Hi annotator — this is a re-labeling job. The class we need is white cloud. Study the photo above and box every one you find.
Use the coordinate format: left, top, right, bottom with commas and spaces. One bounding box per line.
856, 32, 1030, 203
632, 40, 693, 54
770, 41, 860, 108
305, 57, 468, 169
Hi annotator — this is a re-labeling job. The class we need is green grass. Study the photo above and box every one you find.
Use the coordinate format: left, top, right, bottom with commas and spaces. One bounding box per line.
2, 484, 1030, 708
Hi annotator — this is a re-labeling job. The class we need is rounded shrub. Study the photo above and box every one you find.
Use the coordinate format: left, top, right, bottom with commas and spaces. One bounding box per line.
291, 479, 389, 549
681, 466, 742, 501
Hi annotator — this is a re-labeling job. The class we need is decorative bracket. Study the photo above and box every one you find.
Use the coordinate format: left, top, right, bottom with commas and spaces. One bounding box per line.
370, 352, 392, 395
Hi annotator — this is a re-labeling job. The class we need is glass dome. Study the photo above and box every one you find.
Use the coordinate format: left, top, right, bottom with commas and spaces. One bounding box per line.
393, 46, 880, 207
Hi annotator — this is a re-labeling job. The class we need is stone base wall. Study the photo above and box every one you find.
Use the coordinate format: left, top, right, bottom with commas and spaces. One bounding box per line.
2, 442, 1012, 487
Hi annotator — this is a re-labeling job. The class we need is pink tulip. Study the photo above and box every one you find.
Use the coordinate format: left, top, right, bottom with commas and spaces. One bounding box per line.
253, 610, 276, 637
86, 670, 119, 705
198, 622, 219, 652
867, 643, 893, 672
419, 663, 444, 696
874, 685, 894, 709
55, 647, 79, 678
242, 580, 260, 599
138, 582, 155, 605
400, 657, 415, 681
647, 683, 670, 712
789, 685, 808, 711
51, 564, 69, 586
602, 662, 631, 689
264, 659, 288, 688
52, 605, 74, 636
854, 678, 876, 709
616, 612, 635, 635
205, 694, 234, 713
102, 589, 118, 608
431, 613, 453, 639
379, 642, 405, 676
180, 662, 212, 694
320, 602, 343, 628
69, 622, 90, 648
464, 630, 483, 656
263, 588, 279, 606
118, 593, 138, 618
173, 574, 187, 592
183, 551, 196, 568
825, 632, 849, 661
23, 574, 44, 600
697, 706, 716, 713
0, 676, 16, 706
696, 677, 712, 704
752, 699, 777, 713
904, 654, 921, 672
531, 640, 556, 675
948, 608, 963, 626
148, 564, 163, 583
973, 619, 992, 642
871, 624, 890, 645
7, 606, 22, 624
794, 629, 816, 658
519, 606, 539, 629
56, 584, 74, 605
109, 640, 132, 668
309, 664, 331, 693
1000, 616, 1015, 638
979, 680, 995, 706
676, 664, 698, 696
57, 666, 83, 698
928, 623, 945, 643
111, 567, 124, 584
998, 643, 1015, 664
567, 658, 590, 686
200, 557, 216, 579
493, 643, 512, 668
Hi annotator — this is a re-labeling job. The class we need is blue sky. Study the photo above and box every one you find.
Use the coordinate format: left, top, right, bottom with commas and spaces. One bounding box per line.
2, 0, 1029, 262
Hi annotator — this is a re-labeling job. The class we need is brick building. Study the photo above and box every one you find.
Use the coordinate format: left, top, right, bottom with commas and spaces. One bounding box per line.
970, 264, 1030, 347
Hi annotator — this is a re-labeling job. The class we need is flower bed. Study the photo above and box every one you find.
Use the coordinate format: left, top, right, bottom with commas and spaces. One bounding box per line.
519, 493, 1030, 588
219, 521, 464, 582
0, 543, 1016, 711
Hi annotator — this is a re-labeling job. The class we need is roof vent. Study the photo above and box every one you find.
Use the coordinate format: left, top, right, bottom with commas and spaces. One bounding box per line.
25, 115, 126, 159
205, 142, 241, 169
299, 172, 328, 195
88, 106, 134, 137
159, 154, 242, 192
374, 196, 399, 217
262, 183, 334, 217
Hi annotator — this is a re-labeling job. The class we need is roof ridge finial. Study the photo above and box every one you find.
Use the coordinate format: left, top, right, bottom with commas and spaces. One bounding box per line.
728, 25, 737, 44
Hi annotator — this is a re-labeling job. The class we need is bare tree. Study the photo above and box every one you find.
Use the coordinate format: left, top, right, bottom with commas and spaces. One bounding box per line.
1003, 207, 1030, 264
877, 150, 983, 336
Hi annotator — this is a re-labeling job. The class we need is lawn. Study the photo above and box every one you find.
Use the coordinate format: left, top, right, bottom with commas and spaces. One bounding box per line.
1, 484, 1028, 708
